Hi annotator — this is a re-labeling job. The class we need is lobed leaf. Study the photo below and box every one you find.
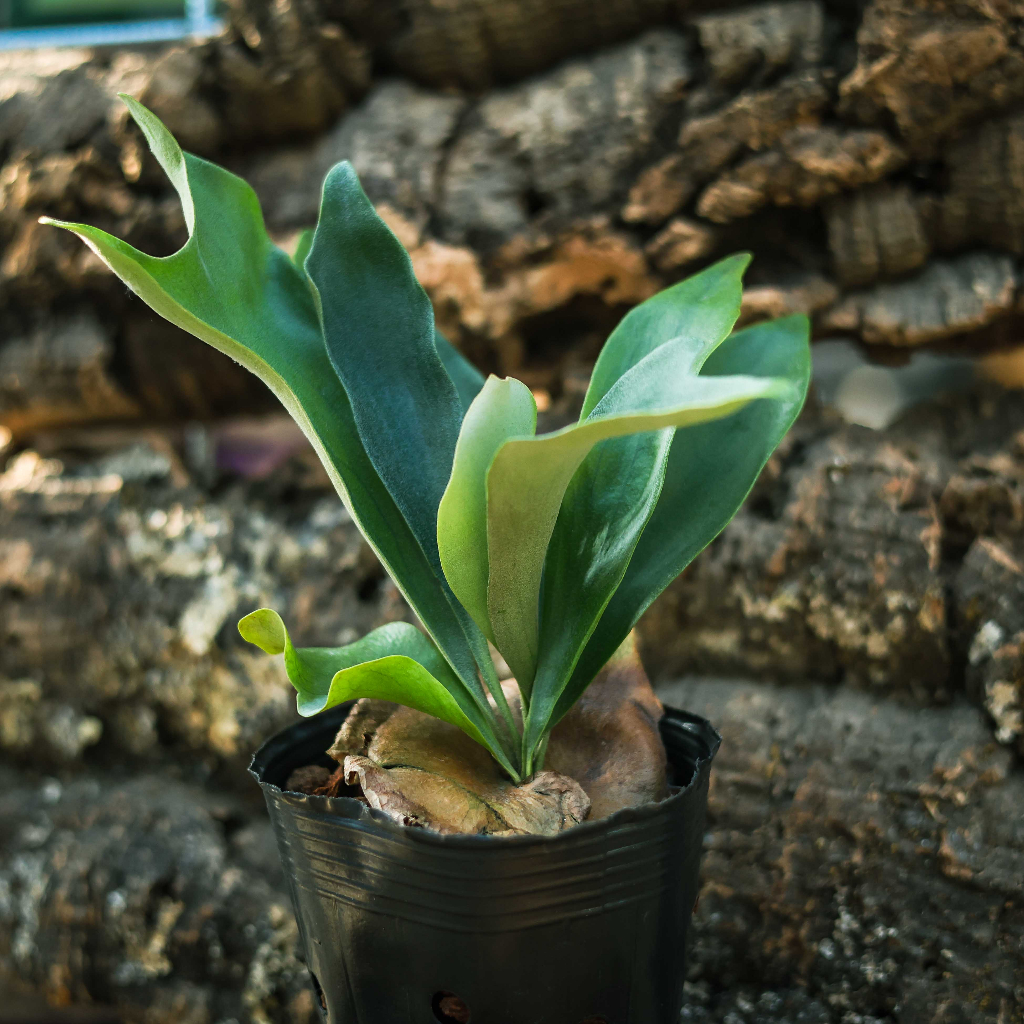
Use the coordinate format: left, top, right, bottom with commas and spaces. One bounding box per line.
519, 257, 749, 756
581, 253, 750, 416
238, 610, 487, 746
41, 97, 514, 776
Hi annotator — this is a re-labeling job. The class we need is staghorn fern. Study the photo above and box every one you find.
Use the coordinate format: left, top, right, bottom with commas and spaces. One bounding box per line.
44, 98, 810, 781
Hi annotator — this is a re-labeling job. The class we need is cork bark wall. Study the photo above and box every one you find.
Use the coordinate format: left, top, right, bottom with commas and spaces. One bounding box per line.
7, 0, 1024, 438
2, 387, 1024, 1023
3, 677, 1021, 1024
3, 3, 1024, 1022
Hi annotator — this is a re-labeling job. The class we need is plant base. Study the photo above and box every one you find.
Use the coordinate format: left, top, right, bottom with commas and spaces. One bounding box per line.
250, 704, 720, 1024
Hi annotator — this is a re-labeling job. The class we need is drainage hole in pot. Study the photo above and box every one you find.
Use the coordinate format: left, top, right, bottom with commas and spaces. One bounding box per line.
431, 991, 470, 1023
309, 972, 328, 1019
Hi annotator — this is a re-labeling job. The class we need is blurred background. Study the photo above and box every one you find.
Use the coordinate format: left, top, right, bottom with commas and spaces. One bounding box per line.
1, 1, 1022, 1022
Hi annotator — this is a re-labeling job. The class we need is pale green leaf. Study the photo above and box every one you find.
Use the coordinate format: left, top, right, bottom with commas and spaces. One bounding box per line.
238, 609, 487, 747
437, 376, 536, 643
487, 351, 790, 699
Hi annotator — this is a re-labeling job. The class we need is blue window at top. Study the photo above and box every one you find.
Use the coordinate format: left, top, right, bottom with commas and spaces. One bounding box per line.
0, 0, 220, 47
4, 0, 185, 28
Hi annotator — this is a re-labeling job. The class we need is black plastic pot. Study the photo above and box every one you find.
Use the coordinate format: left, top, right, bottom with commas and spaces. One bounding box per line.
250, 704, 720, 1024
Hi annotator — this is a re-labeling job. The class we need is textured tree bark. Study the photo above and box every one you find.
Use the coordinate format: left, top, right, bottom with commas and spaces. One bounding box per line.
0, 380, 1022, 1021
6, 0, 1024, 436
2, 4, 1024, 1020
327, 0, 677, 89
1, 676, 1020, 1024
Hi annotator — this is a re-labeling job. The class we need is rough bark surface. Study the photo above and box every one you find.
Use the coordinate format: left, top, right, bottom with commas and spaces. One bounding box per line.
2, 678, 1020, 1024
638, 386, 1024, 760
8, 0, 1024, 436
3, 3, 1024, 1019
661, 677, 1024, 1024
0, 384, 1022, 1022
328, 0, 677, 90
0, 769, 317, 1024
0, 441, 405, 770
5, 385, 1024, 768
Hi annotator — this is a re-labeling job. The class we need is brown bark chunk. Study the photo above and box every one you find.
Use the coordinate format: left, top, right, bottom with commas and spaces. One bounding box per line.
623, 71, 828, 225
327, 698, 397, 760
696, 126, 907, 224
343, 706, 591, 836
821, 252, 1018, 346
826, 183, 931, 288
547, 634, 669, 820
692, 2, 825, 88
332, 634, 668, 833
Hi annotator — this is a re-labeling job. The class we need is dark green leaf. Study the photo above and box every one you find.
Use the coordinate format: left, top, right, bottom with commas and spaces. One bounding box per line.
547, 315, 811, 734
305, 164, 462, 571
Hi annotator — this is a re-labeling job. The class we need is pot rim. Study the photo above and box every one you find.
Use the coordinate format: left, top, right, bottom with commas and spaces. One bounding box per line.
250, 702, 720, 849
